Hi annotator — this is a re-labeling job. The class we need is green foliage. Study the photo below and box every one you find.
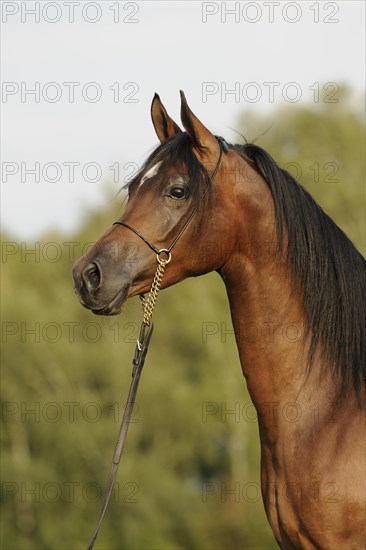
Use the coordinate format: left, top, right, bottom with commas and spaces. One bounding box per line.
1, 97, 364, 549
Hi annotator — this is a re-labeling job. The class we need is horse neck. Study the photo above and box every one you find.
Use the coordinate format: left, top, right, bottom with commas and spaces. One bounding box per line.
222, 250, 329, 438
217, 178, 334, 440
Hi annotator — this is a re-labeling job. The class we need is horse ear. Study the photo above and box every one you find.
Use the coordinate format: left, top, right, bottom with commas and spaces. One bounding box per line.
151, 93, 182, 143
180, 90, 219, 158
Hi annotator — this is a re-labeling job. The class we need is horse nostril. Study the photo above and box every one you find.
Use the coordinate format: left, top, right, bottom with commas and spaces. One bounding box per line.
82, 261, 102, 292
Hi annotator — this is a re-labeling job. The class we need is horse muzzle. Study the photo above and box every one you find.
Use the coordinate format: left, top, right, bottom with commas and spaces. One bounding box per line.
72, 256, 131, 316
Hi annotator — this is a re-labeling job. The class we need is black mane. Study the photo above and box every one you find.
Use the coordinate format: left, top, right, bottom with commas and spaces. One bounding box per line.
127, 134, 366, 400
238, 143, 366, 401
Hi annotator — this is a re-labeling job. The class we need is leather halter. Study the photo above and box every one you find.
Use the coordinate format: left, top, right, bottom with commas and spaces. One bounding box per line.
86, 136, 228, 549
112, 136, 229, 256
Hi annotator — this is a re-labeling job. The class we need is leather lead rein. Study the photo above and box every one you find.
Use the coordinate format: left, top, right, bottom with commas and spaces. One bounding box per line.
86, 137, 227, 549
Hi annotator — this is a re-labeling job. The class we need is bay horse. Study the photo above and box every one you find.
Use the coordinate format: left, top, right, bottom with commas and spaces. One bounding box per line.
73, 92, 366, 549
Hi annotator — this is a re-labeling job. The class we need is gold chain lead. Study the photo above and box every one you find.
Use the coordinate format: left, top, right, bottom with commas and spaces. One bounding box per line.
139, 249, 172, 326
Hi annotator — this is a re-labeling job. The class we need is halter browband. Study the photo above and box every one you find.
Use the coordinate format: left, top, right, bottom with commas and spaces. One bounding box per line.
113, 136, 228, 256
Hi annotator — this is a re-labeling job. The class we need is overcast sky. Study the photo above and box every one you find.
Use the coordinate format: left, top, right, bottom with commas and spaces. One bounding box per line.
2, 0, 365, 240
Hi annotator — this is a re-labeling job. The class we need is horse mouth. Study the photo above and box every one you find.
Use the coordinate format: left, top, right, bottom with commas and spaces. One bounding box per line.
88, 285, 130, 316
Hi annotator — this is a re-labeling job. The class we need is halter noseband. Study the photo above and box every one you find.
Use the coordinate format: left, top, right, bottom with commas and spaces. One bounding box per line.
112, 136, 229, 258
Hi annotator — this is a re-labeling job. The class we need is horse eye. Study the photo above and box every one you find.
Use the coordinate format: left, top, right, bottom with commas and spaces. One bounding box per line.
169, 187, 186, 199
